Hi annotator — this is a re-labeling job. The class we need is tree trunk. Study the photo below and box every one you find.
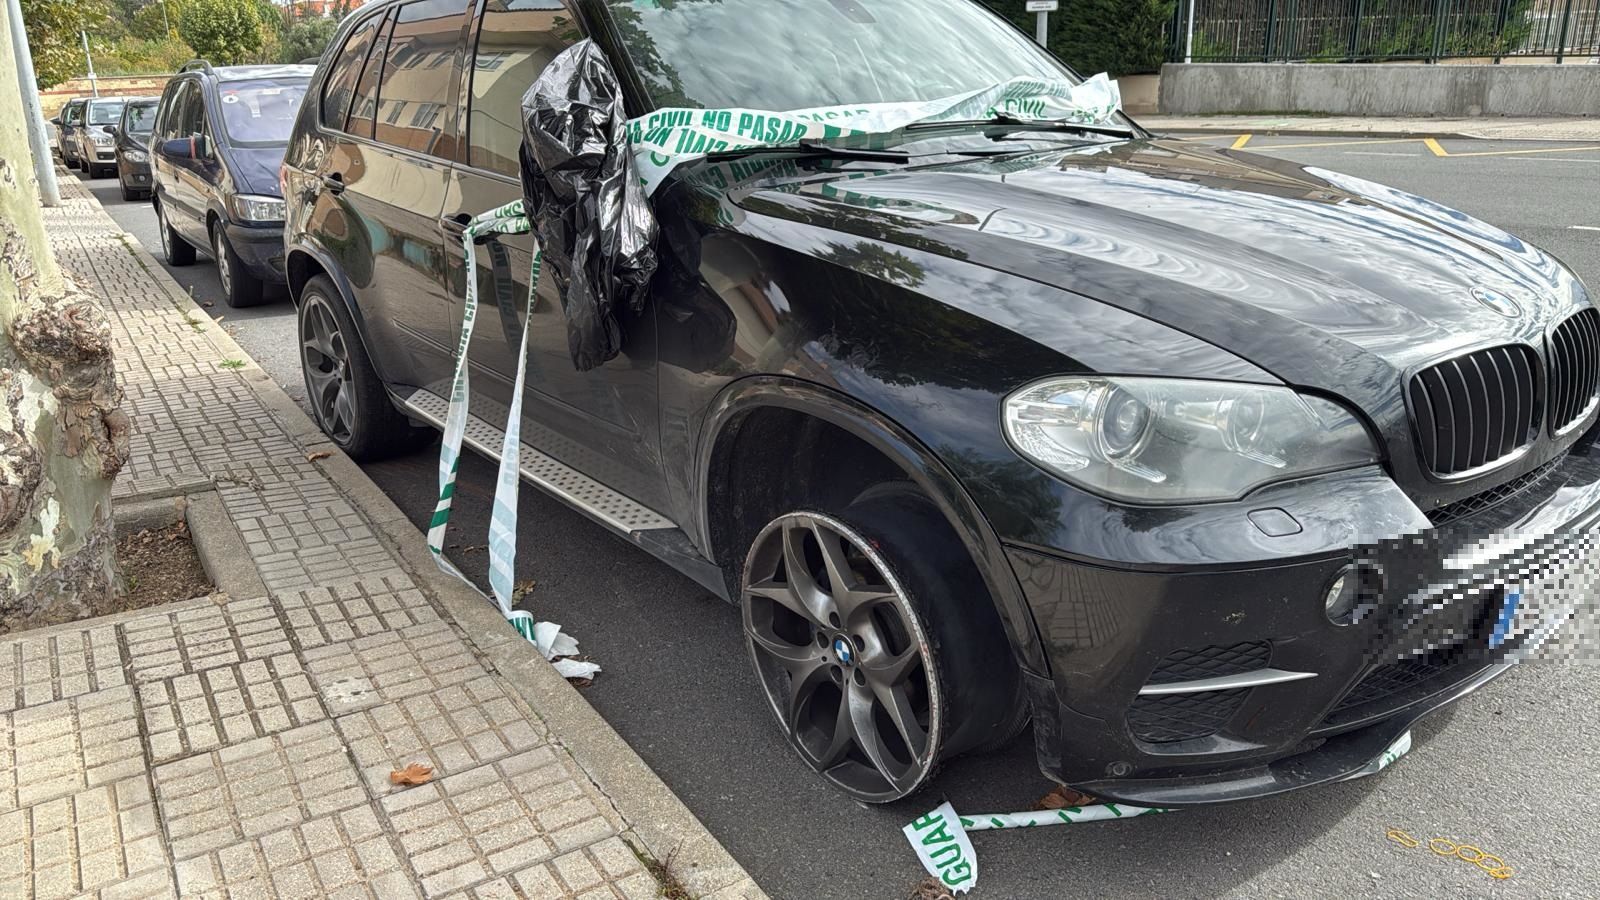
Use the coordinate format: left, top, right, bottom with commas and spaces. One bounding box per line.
0, 10, 129, 631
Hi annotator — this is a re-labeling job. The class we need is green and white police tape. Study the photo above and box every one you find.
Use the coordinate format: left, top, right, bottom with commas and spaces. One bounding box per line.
626, 74, 1122, 196
427, 199, 601, 680
903, 730, 1414, 893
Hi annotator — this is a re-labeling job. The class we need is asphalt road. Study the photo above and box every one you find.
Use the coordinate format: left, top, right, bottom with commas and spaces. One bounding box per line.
84, 138, 1600, 899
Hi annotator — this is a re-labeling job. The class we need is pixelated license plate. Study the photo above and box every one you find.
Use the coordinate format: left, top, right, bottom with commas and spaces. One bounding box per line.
1490, 547, 1600, 653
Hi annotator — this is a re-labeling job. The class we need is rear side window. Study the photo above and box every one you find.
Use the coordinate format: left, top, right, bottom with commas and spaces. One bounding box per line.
321, 14, 383, 130
468, 0, 577, 177
347, 16, 394, 138
374, 0, 467, 155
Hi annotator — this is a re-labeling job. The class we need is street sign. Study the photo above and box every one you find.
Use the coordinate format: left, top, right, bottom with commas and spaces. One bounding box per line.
1026, 1, 1059, 10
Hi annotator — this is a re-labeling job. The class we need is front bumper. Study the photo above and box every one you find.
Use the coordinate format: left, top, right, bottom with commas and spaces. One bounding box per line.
1011, 442, 1600, 806
224, 220, 288, 283
120, 159, 152, 188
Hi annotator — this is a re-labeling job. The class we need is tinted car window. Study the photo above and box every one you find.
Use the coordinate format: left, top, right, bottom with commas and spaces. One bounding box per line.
468, 0, 577, 176
347, 15, 394, 138
63, 102, 84, 125
604, 0, 1072, 111
374, 0, 466, 155
88, 101, 126, 125
322, 14, 383, 130
124, 103, 158, 134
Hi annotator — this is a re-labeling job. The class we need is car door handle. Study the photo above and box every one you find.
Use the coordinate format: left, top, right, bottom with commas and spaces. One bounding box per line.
320, 172, 345, 195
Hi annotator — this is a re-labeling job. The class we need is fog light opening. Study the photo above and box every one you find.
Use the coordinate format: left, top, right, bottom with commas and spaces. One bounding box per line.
1325, 563, 1382, 626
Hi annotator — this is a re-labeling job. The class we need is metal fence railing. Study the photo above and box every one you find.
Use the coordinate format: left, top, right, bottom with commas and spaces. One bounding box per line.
1166, 0, 1600, 63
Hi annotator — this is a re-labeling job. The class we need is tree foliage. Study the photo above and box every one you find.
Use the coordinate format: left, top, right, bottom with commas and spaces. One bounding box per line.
279, 16, 338, 63
988, 0, 1176, 76
20, 0, 113, 88
176, 0, 264, 64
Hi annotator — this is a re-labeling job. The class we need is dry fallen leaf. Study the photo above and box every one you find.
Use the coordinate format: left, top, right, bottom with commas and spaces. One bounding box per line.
1034, 785, 1099, 810
908, 876, 955, 900
306, 451, 333, 462
389, 763, 434, 786
513, 580, 537, 600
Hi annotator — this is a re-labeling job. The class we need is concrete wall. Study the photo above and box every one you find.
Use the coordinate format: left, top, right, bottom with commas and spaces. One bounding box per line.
1159, 63, 1600, 117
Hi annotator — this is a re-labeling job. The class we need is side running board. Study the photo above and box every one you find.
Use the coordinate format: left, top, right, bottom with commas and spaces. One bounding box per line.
398, 388, 676, 535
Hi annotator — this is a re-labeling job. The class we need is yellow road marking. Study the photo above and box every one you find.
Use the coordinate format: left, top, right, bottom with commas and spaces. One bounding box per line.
1230, 134, 1252, 150
1424, 138, 1450, 157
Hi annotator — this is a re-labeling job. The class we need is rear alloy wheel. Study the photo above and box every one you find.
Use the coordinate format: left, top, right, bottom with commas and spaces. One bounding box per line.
156, 201, 195, 266
298, 276, 431, 460
212, 222, 265, 307
743, 510, 944, 802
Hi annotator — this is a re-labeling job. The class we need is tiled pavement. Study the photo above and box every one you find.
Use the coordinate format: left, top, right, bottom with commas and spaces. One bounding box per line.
0, 178, 762, 897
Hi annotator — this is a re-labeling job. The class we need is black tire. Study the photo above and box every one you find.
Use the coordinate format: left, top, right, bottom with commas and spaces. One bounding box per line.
211, 221, 266, 308
298, 275, 432, 461
740, 482, 1024, 803
156, 200, 196, 266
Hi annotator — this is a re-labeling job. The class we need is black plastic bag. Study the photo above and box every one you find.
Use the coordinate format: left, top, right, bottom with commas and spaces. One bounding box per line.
519, 40, 658, 372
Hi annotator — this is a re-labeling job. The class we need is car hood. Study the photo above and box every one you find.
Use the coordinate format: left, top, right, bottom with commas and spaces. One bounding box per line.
735, 139, 1588, 407
229, 145, 287, 196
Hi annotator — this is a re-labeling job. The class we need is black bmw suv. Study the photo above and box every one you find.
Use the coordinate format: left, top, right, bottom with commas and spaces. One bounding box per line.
284, 0, 1600, 806
150, 61, 313, 307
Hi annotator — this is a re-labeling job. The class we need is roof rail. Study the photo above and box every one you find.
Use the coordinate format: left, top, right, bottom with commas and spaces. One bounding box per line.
178, 59, 216, 76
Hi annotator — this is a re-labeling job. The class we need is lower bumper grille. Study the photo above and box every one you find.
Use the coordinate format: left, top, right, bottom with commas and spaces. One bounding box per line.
1129, 690, 1247, 743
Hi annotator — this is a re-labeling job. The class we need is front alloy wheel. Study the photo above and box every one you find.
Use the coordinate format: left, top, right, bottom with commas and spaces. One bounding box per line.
743, 511, 940, 802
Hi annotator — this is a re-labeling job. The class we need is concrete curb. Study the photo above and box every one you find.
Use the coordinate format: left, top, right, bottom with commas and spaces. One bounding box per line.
1152, 125, 1478, 140
95, 197, 765, 898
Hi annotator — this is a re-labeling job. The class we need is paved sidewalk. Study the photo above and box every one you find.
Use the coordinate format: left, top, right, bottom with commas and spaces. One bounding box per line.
1, 175, 764, 899
1140, 114, 1600, 141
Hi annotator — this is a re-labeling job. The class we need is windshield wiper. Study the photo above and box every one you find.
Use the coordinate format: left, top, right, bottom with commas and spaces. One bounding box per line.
702, 140, 910, 164
908, 116, 1137, 141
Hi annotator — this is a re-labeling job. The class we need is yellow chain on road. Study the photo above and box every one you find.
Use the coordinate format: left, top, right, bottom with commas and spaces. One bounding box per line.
1388, 828, 1514, 880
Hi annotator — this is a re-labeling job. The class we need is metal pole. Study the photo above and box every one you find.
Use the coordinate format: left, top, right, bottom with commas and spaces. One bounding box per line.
1555, 0, 1574, 63
1348, 0, 1364, 61
1185, 0, 1196, 63
7, 0, 61, 205
1265, 0, 1278, 61
160, 0, 171, 38
1036, 10, 1048, 47
80, 28, 97, 97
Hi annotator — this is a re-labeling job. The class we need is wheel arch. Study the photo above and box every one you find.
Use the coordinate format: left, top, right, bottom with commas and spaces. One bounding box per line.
285, 243, 395, 386
695, 375, 1049, 676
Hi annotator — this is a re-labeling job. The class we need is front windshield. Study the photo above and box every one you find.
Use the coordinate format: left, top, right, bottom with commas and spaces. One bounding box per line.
124, 103, 158, 134
605, 0, 1075, 112
217, 79, 309, 145
88, 101, 126, 125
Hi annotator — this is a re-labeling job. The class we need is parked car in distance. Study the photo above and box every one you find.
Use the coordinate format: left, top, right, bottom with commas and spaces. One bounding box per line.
75, 97, 130, 177
285, 0, 1600, 807
150, 60, 313, 307
113, 98, 160, 201
52, 98, 88, 169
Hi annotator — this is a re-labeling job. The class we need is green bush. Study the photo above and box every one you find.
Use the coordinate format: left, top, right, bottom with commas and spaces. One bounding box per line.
987, 0, 1177, 76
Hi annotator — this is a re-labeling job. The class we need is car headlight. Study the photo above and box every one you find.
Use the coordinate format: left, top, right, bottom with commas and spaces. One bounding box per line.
123, 149, 148, 164
1003, 377, 1379, 504
93, 133, 113, 145
231, 194, 285, 223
